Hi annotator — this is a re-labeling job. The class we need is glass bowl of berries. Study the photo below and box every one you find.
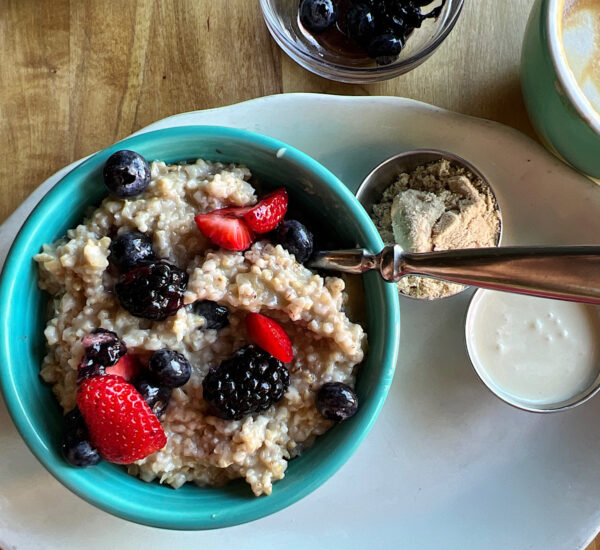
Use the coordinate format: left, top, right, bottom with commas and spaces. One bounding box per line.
260, 0, 464, 83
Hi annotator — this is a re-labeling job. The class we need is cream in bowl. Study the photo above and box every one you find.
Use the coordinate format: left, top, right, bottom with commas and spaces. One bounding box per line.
466, 289, 600, 412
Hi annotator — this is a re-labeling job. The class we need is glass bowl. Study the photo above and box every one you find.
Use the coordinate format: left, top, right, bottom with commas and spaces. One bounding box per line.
260, 0, 464, 84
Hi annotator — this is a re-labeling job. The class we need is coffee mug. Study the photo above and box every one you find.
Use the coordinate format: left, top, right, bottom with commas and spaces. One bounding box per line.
521, 0, 600, 181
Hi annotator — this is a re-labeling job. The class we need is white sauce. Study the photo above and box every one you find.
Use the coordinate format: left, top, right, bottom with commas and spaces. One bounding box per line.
468, 290, 600, 406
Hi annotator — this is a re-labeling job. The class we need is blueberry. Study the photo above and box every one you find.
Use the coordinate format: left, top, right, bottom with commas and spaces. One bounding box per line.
103, 150, 151, 198
134, 376, 172, 418
275, 220, 314, 264
61, 407, 102, 467
396, 3, 424, 28
315, 382, 359, 421
366, 33, 404, 60
62, 435, 102, 467
299, 0, 338, 33
346, 4, 377, 44
148, 348, 192, 388
109, 231, 155, 271
190, 300, 230, 330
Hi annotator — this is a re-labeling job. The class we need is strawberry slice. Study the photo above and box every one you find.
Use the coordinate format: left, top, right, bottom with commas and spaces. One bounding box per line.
77, 375, 167, 464
243, 188, 288, 233
211, 206, 253, 217
245, 312, 293, 363
195, 212, 254, 251
105, 354, 142, 381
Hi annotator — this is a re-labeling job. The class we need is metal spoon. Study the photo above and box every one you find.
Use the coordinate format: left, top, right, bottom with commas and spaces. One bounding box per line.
308, 245, 600, 305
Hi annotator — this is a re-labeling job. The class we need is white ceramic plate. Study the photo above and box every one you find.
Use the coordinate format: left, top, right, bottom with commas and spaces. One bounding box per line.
1, 94, 600, 550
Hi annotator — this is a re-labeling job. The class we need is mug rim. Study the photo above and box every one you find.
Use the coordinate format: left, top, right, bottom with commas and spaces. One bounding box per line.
547, 0, 600, 136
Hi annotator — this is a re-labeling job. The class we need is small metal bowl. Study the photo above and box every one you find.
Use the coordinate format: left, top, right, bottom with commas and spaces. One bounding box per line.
465, 289, 600, 412
356, 149, 503, 300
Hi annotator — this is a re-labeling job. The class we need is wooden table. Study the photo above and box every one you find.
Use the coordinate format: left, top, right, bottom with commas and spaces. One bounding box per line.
0, 1, 597, 548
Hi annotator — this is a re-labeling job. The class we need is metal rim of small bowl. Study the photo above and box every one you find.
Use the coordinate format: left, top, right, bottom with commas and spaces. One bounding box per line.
355, 148, 504, 301
464, 288, 600, 413
259, 0, 465, 83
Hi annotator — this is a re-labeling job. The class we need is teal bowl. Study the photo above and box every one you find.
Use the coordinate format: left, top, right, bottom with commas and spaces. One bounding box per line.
0, 126, 400, 529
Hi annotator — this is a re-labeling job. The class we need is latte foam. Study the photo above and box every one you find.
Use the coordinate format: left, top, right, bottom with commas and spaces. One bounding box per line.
562, 0, 600, 115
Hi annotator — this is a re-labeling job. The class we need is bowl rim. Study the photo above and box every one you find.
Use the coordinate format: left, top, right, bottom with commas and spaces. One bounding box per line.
0, 125, 400, 529
260, 0, 465, 80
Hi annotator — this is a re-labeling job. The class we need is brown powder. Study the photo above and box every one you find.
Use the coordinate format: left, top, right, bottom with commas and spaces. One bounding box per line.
371, 159, 501, 299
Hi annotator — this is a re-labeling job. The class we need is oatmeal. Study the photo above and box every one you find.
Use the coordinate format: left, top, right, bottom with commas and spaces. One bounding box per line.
35, 157, 366, 496
371, 159, 501, 299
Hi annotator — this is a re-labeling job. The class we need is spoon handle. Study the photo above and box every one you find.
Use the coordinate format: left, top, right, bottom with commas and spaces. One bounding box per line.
390, 245, 600, 304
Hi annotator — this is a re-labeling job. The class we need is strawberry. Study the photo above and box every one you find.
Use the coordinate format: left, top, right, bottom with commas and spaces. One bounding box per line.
105, 353, 142, 381
195, 212, 254, 251
77, 375, 167, 464
243, 188, 288, 233
245, 312, 294, 363
211, 206, 253, 217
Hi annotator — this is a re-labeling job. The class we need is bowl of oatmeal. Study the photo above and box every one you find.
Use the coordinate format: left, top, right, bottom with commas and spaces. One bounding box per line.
0, 126, 399, 529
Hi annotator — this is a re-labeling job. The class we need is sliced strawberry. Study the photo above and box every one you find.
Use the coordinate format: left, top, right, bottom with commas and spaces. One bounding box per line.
77, 375, 167, 464
195, 213, 254, 251
105, 353, 142, 381
243, 188, 288, 233
211, 206, 253, 217
245, 312, 293, 363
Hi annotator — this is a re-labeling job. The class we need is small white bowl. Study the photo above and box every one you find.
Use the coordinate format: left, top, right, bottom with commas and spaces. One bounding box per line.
465, 289, 600, 413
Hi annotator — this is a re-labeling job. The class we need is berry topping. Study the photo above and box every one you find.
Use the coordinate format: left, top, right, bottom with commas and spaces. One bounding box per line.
300, 0, 338, 34
190, 300, 230, 330
133, 376, 172, 418
109, 231, 155, 271
103, 150, 151, 198
245, 312, 293, 363
148, 349, 192, 388
61, 407, 102, 467
82, 329, 127, 366
315, 382, 359, 421
242, 188, 288, 234
366, 33, 404, 63
202, 345, 290, 420
77, 375, 167, 464
115, 260, 188, 321
78, 329, 127, 382
105, 353, 142, 381
194, 212, 254, 251
346, 4, 377, 44
274, 219, 314, 263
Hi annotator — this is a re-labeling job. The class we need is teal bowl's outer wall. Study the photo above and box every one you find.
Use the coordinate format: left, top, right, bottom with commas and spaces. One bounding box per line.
520, 0, 600, 179
0, 126, 400, 530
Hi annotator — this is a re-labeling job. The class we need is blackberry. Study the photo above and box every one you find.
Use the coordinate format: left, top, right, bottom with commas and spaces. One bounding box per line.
134, 376, 172, 418
103, 150, 151, 198
316, 382, 359, 421
61, 407, 102, 467
109, 231, 155, 271
115, 260, 188, 321
202, 345, 290, 420
190, 300, 230, 330
78, 329, 126, 382
148, 348, 192, 388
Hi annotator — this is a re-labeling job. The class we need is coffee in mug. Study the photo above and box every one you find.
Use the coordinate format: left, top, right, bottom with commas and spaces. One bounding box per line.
561, 0, 600, 115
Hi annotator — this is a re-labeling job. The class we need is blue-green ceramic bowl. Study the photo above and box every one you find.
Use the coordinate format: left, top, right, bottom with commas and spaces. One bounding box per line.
0, 126, 400, 530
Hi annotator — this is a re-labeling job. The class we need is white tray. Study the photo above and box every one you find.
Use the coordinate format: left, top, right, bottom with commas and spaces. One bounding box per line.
2, 94, 600, 550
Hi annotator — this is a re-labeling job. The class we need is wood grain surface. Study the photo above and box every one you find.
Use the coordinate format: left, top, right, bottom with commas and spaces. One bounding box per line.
0, 0, 597, 547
